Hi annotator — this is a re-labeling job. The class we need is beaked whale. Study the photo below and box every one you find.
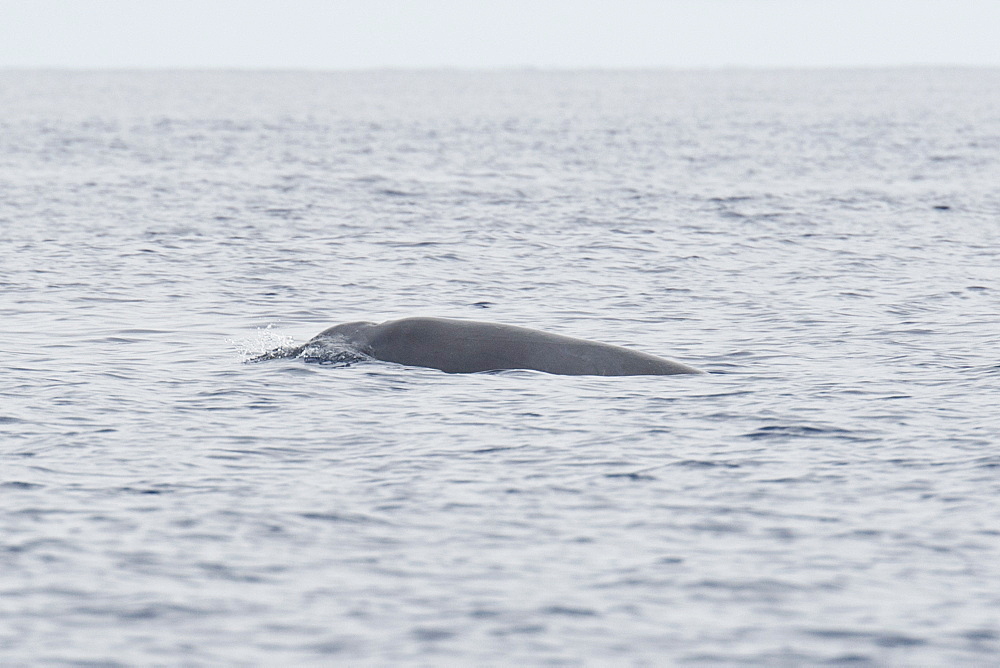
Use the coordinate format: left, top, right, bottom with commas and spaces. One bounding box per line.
254, 317, 701, 376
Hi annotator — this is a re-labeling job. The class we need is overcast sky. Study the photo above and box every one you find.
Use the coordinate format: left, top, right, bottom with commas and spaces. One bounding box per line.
2, 0, 998, 69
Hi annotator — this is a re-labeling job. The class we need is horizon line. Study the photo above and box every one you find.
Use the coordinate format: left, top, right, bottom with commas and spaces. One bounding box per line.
3, 63, 999, 73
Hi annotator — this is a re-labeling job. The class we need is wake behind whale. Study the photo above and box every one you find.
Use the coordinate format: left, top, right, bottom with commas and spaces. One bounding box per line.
251, 317, 702, 376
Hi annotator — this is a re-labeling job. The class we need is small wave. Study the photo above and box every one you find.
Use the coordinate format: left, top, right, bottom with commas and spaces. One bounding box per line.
298, 348, 370, 366
246, 344, 304, 363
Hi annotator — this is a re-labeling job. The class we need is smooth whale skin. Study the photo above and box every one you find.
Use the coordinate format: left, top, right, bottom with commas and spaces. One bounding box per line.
302, 317, 702, 376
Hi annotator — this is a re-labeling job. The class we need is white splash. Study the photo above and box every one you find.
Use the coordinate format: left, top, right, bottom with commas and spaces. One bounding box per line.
228, 324, 297, 363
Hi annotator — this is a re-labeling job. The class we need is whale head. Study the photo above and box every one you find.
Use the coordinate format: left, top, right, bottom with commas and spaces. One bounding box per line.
312, 321, 376, 345
247, 321, 376, 365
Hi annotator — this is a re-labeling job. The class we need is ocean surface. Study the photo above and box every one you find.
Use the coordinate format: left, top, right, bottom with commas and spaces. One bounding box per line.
1, 69, 999, 665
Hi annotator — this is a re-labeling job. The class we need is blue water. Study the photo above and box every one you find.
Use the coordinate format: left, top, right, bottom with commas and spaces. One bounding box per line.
2, 69, 999, 665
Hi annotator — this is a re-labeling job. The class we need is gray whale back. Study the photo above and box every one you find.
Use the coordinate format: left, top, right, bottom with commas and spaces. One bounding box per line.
307, 317, 701, 376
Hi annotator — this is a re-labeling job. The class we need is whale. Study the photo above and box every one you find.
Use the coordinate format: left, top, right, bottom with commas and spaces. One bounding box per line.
253, 317, 702, 376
